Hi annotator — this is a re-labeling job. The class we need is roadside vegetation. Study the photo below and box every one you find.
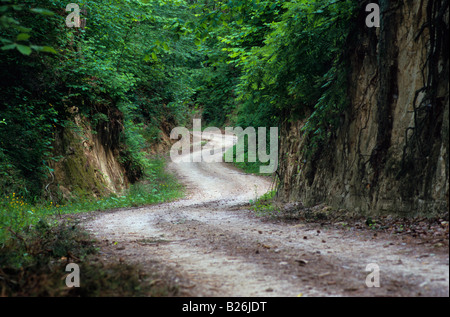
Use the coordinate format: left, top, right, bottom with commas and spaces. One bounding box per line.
0, 216, 180, 296
0, 157, 183, 243
0, 156, 183, 296
223, 144, 270, 175
0, 0, 190, 295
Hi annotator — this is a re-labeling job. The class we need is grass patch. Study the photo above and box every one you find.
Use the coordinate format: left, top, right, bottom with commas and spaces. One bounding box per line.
249, 190, 281, 217
223, 144, 274, 175
60, 157, 183, 211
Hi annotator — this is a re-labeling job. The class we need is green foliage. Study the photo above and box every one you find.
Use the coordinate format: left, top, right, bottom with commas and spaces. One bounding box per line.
0, 157, 183, 244
0, 0, 202, 198
0, 218, 179, 296
249, 189, 280, 217
186, 0, 357, 151
0, 193, 49, 243
1, 0, 66, 197
194, 64, 237, 126
236, 0, 357, 137
184, 0, 287, 127
0, 102, 60, 197
0, 0, 57, 55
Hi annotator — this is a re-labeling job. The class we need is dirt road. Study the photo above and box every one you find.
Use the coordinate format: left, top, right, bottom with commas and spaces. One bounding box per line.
83, 133, 449, 297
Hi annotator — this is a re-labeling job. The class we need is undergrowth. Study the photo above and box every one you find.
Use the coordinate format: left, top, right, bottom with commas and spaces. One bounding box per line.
0, 157, 183, 244
0, 157, 184, 296
0, 219, 179, 296
249, 190, 280, 217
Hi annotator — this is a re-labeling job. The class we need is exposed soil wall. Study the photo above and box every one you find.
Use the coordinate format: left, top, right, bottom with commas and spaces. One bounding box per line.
49, 108, 128, 201
278, 0, 449, 217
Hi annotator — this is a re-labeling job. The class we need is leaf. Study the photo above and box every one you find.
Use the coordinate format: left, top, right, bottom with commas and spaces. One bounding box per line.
16, 33, 30, 41
29, 8, 54, 16
29, 45, 57, 54
16, 44, 32, 55
17, 26, 32, 33
1, 43, 16, 50
40, 46, 57, 54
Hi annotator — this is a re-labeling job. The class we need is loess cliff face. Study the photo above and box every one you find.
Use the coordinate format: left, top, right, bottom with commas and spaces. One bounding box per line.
278, 0, 449, 217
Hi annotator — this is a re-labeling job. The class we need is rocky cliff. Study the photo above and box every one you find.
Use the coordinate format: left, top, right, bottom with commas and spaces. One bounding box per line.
278, 0, 449, 217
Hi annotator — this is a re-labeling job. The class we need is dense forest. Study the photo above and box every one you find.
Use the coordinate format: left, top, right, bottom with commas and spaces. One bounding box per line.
0, 0, 448, 298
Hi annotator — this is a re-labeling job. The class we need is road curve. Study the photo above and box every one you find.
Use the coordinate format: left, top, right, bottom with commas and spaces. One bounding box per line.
84, 132, 449, 297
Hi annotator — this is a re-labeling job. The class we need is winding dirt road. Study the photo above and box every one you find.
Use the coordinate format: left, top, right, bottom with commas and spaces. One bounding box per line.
83, 133, 449, 297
